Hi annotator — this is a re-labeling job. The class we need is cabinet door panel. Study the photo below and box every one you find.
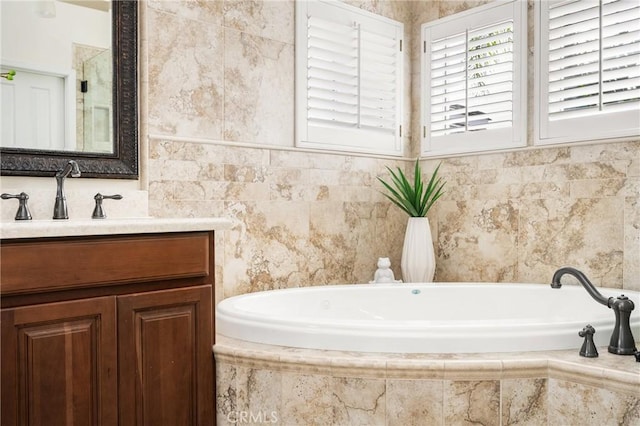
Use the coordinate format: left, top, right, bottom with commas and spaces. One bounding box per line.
1, 297, 117, 426
118, 286, 213, 426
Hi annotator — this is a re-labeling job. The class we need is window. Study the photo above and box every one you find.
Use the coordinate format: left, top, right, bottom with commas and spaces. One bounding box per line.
421, 0, 527, 156
295, 0, 404, 156
535, 0, 640, 145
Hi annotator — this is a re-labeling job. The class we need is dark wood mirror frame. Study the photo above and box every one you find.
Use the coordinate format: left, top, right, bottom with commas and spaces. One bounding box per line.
1, 1, 138, 179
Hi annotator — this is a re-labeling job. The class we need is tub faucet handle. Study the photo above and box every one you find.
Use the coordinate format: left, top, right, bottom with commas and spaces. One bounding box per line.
578, 324, 598, 358
1, 192, 32, 220
92, 193, 123, 219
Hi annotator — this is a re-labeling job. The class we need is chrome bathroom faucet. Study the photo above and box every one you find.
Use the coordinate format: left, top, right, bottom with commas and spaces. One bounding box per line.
53, 160, 81, 219
551, 267, 637, 355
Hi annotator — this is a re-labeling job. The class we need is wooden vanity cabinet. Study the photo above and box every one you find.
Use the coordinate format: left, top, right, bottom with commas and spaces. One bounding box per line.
1, 231, 215, 426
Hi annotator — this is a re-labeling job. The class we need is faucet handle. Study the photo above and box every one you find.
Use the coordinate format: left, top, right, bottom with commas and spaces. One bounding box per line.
92, 193, 123, 219
578, 324, 598, 358
1, 192, 33, 220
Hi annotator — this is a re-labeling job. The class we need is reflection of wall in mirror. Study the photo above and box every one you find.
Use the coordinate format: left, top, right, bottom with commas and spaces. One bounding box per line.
1, 1, 110, 76
74, 45, 112, 153
0, 0, 111, 152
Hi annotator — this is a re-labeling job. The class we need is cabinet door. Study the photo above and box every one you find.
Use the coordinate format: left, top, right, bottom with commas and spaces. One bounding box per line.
1, 297, 117, 426
118, 285, 213, 426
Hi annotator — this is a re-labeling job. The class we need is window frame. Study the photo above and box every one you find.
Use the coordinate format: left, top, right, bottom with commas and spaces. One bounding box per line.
534, 0, 640, 146
295, 0, 404, 156
420, 0, 528, 157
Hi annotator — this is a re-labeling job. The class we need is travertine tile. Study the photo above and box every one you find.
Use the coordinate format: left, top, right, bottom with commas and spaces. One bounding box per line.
443, 380, 500, 425
278, 371, 387, 424
215, 362, 237, 426
624, 195, 640, 291
386, 359, 445, 380
569, 178, 626, 199
280, 373, 335, 425
569, 141, 640, 164
444, 360, 503, 381
438, 0, 494, 18
387, 379, 443, 426
223, 0, 294, 44
435, 199, 519, 282
235, 367, 282, 419
518, 197, 624, 287
222, 199, 311, 297
329, 356, 388, 379
501, 359, 548, 379
147, 0, 224, 25
501, 378, 548, 426
147, 9, 224, 139
223, 29, 294, 146
332, 377, 386, 425
548, 379, 640, 426
343, 0, 413, 22
504, 147, 571, 167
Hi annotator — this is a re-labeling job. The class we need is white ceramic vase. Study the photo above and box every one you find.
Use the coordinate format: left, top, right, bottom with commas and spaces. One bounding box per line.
401, 217, 436, 283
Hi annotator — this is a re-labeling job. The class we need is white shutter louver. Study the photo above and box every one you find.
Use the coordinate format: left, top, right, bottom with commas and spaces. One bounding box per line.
430, 32, 468, 137
601, 0, 640, 111
359, 28, 398, 133
547, 0, 640, 121
296, 0, 403, 156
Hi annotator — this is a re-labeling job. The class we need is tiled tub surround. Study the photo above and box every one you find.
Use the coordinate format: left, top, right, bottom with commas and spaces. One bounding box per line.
215, 336, 640, 426
142, 0, 640, 298
137, 1, 639, 422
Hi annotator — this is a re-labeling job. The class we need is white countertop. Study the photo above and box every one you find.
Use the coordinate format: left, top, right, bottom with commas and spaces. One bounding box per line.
0, 217, 233, 239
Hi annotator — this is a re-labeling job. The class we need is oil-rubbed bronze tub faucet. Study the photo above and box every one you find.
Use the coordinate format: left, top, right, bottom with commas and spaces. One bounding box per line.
551, 267, 637, 355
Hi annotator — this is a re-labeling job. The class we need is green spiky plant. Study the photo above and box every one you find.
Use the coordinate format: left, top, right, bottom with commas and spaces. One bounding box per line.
377, 159, 445, 217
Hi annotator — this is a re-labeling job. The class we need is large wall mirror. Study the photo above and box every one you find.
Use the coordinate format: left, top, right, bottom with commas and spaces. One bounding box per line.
0, 0, 137, 179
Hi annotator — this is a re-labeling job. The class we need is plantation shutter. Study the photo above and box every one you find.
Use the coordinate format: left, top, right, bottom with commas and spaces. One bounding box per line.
536, 0, 640, 144
296, 0, 403, 156
548, 0, 640, 119
430, 20, 514, 137
422, 0, 526, 156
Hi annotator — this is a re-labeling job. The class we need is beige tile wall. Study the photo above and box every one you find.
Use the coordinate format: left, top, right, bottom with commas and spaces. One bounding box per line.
425, 142, 639, 290
144, 0, 639, 300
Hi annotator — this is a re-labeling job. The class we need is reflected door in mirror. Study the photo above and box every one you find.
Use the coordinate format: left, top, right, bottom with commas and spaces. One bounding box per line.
1, 66, 73, 151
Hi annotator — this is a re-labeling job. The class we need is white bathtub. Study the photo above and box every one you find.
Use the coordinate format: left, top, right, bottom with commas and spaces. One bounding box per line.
215, 283, 640, 353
